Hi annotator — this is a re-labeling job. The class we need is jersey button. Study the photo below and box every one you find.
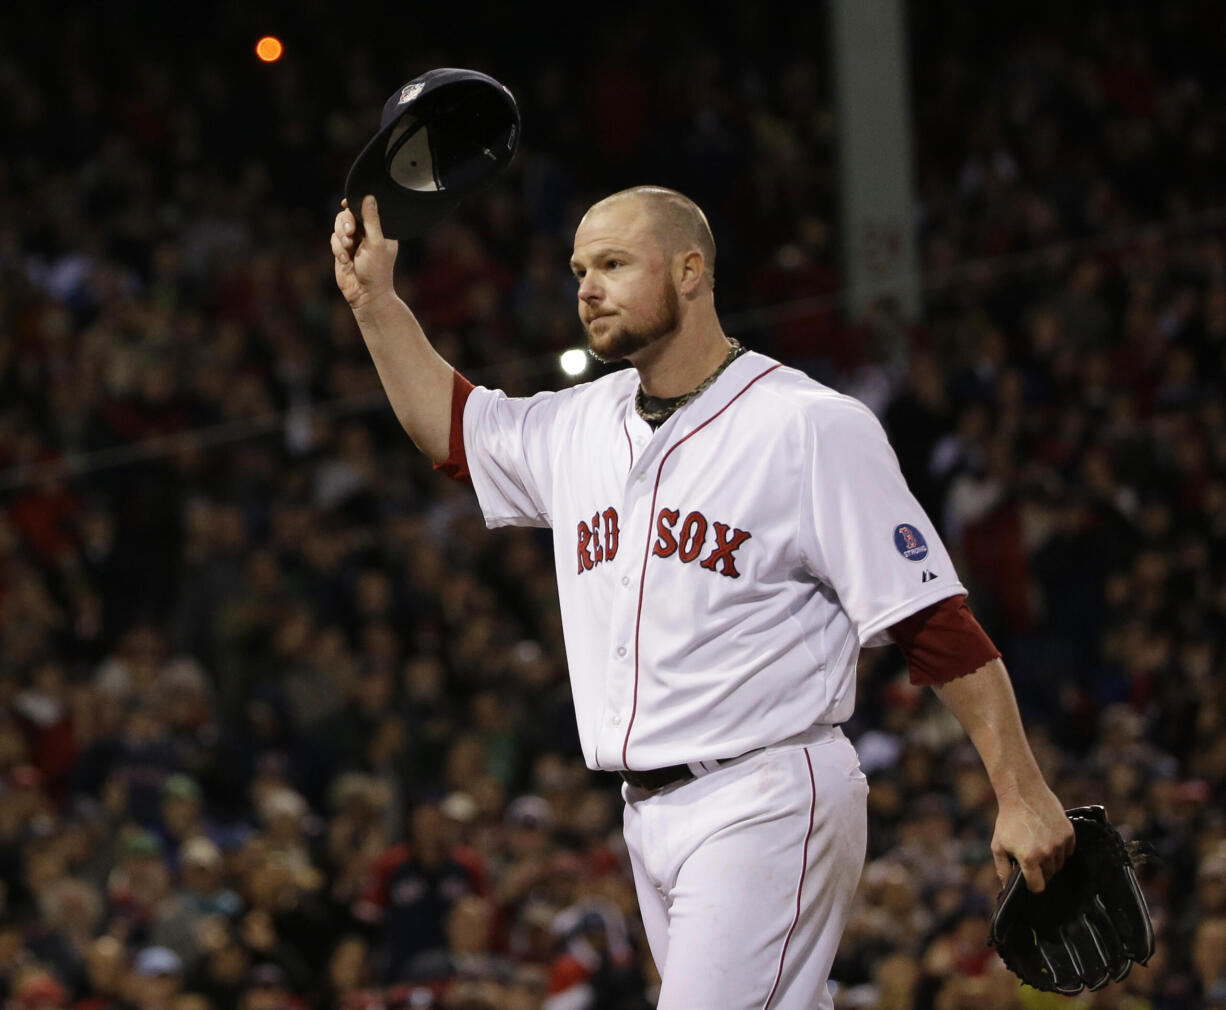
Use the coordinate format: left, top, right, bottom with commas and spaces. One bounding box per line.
611, 713, 622, 725
616, 645, 627, 658
620, 576, 630, 587
635, 474, 646, 483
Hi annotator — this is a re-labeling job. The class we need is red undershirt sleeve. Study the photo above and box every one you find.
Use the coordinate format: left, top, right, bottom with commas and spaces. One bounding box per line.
888, 594, 1002, 687
432, 369, 476, 482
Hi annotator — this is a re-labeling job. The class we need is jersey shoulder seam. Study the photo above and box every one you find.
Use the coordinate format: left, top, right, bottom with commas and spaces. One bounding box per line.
742, 365, 869, 417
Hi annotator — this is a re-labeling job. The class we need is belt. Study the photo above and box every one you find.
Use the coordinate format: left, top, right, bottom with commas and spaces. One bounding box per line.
618, 749, 764, 792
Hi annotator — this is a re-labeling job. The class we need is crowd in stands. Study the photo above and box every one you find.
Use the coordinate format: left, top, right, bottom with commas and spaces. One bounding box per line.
1, 1, 1225, 1007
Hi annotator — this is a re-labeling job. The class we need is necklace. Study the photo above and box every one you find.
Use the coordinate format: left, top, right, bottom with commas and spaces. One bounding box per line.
635, 338, 746, 428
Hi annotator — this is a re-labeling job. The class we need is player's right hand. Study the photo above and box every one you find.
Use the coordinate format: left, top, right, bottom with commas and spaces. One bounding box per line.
332, 194, 399, 311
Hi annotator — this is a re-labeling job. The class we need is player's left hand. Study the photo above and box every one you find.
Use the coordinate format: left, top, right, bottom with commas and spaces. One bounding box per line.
991, 782, 1076, 892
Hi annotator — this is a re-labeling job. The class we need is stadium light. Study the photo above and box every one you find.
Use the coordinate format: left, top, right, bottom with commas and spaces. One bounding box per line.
559, 348, 589, 377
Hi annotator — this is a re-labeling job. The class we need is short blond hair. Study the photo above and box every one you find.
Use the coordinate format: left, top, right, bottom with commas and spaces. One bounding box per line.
593, 186, 717, 289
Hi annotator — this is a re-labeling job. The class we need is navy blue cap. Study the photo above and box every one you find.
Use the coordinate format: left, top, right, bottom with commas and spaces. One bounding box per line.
345, 68, 520, 239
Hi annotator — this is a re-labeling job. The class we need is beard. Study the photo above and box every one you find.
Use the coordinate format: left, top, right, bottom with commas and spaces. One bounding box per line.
585, 280, 681, 363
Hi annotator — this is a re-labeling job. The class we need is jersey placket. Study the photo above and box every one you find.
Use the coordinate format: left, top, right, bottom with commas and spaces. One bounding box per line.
595, 410, 657, 768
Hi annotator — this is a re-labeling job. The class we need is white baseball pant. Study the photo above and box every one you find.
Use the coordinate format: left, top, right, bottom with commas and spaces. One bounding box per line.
622, 725, 868, 1010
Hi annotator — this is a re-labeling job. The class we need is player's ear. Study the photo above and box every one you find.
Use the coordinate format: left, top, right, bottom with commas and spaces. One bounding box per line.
677, 250, 706, 297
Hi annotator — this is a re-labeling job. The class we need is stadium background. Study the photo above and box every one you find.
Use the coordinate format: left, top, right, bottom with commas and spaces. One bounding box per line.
1, 0, 1225, 1007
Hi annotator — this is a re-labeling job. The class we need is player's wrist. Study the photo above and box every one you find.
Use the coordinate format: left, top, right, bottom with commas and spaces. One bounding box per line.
990, 765, 1056, 810
350, 286, 402, 320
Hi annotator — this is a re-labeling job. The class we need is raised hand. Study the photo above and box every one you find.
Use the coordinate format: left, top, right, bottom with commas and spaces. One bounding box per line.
331, 195, 399, 310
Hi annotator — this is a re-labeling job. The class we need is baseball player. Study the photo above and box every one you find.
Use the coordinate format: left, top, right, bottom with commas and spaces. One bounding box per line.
331, 186, 1074, 1009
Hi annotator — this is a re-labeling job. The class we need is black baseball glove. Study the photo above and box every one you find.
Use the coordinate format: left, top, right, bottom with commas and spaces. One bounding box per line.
988, 805, 1155, 994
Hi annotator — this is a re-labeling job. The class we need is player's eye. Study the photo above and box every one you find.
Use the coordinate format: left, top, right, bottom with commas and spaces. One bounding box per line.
606, 259, 623, 270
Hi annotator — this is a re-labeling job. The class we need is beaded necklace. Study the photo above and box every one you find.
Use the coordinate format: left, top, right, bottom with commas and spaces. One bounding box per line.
634, 338, 746, 428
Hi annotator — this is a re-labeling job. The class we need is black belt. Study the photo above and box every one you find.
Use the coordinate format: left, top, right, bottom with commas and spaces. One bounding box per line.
618, 749, 764, 792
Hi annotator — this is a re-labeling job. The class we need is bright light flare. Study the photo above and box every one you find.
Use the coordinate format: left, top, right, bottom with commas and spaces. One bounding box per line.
255, 36, 284, 62
559, 348, 590, 377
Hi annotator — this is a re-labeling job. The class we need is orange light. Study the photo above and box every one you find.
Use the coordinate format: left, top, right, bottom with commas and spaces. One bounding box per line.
255, 36, 284, 62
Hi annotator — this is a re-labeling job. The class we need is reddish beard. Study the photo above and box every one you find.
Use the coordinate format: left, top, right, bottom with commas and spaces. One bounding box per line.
586, 279, 681, 363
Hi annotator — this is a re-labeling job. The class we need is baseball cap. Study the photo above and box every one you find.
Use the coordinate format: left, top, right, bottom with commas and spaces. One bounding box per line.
1199, 852, 1226, 880
181, 835, 222, 868
505, 795, 553, 830
441, 790, 478, 823
576, 909, 607, 934
246, 962, 288, 989
122, 829, 165, 858
345, 68, 520, 239
162, 773, 202, 801
260, 786, 307, 823
7, 765, 43, 789
135, 946, 183, 977
15, 973, 68, 1009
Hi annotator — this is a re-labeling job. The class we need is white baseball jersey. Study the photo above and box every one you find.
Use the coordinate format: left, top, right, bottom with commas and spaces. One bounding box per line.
461, 349, 964, 772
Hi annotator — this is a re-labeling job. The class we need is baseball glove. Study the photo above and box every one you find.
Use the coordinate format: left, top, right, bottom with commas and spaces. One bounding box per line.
988, 805, 1155, 994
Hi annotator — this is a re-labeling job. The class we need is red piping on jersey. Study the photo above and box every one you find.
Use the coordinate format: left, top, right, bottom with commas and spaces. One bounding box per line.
621, 363, 782, 768
762, 747, 816, 1010
623, 420, 635, 472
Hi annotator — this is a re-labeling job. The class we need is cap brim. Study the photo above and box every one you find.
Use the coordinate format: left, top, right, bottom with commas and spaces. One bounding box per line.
345, 126, 460, 240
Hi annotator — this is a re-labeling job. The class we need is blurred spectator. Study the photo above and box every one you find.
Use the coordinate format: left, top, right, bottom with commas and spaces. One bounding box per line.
354, 797, 483, 983
12, 972, 70, 1010
544, 899, 642, 1010
130, 946, 184, 1010
1194, 916, 1226, 1007
237, 963, 307, 1010
402, 894, 510, 987
74, 935, 127, 1010
318, 934, 370, 1010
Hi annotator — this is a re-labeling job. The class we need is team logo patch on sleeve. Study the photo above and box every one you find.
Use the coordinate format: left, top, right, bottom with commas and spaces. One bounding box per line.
893, 523, 929, 562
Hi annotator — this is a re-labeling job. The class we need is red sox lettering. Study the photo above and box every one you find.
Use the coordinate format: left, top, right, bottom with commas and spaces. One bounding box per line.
652, 507, 752, 578
576, 507, 621, 573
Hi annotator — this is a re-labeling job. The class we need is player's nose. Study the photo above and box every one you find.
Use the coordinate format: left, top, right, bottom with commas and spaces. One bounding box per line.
576, 273, 603, 303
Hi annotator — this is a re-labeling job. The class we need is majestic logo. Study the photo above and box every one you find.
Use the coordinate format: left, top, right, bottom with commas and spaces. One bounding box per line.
398, 82, 425, 105
577, 508, 620, 573
893, 523, 929, 562
652, 508, 752, 578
